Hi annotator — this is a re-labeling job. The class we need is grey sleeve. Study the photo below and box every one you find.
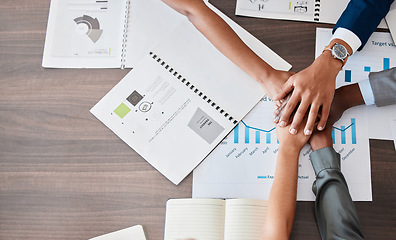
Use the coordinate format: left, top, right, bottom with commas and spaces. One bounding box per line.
369, 67, 396, 107
309, 147, 364, 240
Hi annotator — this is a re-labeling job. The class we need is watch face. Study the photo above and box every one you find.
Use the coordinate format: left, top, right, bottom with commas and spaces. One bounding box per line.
332, 44, 348, 59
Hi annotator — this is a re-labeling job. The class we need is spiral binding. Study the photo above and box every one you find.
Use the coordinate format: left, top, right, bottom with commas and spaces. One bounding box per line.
150, 52, 237, 125
314, 0, 320, 22
121, 0, 130, 69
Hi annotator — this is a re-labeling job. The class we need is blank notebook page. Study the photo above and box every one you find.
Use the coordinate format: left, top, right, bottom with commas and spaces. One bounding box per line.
223, 199, 268, 240
164, 199, 225, 240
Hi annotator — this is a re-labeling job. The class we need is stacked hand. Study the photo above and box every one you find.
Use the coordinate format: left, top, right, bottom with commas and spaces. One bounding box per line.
272, 50, 343, 136
275, 83, 365, 150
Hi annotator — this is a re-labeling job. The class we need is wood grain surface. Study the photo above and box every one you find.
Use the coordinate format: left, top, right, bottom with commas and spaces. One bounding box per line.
0, 0, 395, 239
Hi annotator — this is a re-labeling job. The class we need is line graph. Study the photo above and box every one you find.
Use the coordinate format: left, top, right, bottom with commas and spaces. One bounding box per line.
234, 120, 277, 144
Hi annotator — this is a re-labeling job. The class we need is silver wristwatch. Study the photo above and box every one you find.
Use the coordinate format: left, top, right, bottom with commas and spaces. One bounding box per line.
323, 42, 350, 67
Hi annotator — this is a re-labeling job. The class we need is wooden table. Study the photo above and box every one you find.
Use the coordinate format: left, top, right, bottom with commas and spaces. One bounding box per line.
0, 0, 395, 239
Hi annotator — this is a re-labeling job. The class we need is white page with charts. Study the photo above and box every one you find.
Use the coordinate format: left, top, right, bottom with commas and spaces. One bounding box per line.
91, 12, 291, 185
42, 0, 185, 68
316, 28, 396, 140
193, 97, 371, 201
192, 27, 396, 201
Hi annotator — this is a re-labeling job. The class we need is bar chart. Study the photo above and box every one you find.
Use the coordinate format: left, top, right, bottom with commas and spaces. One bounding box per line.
233, 121, 277, 144
315, 28, 396, 88
332, 118, 357, 144
343, 57, 392, 83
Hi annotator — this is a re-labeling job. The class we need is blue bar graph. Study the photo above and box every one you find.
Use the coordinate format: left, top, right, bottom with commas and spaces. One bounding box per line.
351, 118, 356, 144
255, 131, 260, 143
345, 70, 352, 82
364, 66, 371, 72
234, 121, 276, 144
266, 133, 271, 144
245, 126, 250, 143
234, 124, 239, 143
341, 126, 346, 144
332, 118, 357, 144
384, 58, 390, 70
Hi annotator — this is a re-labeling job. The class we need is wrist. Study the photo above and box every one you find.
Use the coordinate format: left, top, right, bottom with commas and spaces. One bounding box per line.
256, 67, 277, 86
322, 39, 352, 69
309, 130, 333, 151
279, 144, 302, 155
320, 50, 344, 72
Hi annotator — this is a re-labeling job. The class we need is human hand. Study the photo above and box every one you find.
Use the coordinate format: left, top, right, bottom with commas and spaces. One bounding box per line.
276, 118, 310, 152
309, 83, 364, 150
259, 69, 295, 101
272, 50, 343, 136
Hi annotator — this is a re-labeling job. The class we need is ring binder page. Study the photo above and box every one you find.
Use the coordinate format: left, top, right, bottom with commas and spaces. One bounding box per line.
90, 7, 290, 184
42, 0, 127, 68
150, 53, 237, 124
235, 0, 388, 28
120, 0, 131, 69
42, 0, 185, 68
152, 20, 268, 123
124, 0, 185, 68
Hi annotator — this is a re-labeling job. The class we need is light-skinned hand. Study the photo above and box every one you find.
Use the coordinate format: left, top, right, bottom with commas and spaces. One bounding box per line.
276, 117, 311, 152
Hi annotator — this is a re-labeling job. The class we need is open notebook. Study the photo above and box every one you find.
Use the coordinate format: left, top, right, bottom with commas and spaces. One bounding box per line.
90, 5, 291, 184
235, 0, 388, 28
164, 198, 268, 240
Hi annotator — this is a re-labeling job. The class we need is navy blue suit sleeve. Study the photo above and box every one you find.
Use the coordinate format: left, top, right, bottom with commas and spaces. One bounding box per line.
334, 0, 394, 50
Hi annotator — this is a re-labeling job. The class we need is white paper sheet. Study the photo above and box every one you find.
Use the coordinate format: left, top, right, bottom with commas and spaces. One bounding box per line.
193, 98, 371, 201
385, 2, 396, 43
192, 27, 396, 201
42, 0, 126, 68
91, 12, 291, 184
89, 225, 146, 240
316, 28, 396, 140
235, 0, 388, 28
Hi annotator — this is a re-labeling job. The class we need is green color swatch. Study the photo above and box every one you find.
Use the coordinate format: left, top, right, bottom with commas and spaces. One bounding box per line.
114, 103, 131, 119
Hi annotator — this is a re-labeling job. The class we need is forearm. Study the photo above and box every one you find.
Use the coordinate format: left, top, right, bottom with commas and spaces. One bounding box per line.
369, 67, 396, 107
334, 0, 394, 50
310, 147, 364, 239
262, 147, 299, 238
162, 0, 276, 87
309, 83, 364, 150
335, 83, 365, 110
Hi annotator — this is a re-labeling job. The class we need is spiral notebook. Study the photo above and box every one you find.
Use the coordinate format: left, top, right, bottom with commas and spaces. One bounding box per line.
235, 0, 388, 28
90, 15, 290, 184
42, 0, 185, 68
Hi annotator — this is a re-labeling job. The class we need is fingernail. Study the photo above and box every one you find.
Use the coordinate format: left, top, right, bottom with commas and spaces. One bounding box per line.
289, 128, 297, 134
318, 126, 324, 131
273, 116, 280, 123
304, 129, 312, 135
279, 121, 286, 127
274, 109, 279, 114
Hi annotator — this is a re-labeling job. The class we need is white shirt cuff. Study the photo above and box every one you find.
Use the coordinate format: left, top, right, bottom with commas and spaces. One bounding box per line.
358, 78, 375, 105
331, 28, 362, 54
